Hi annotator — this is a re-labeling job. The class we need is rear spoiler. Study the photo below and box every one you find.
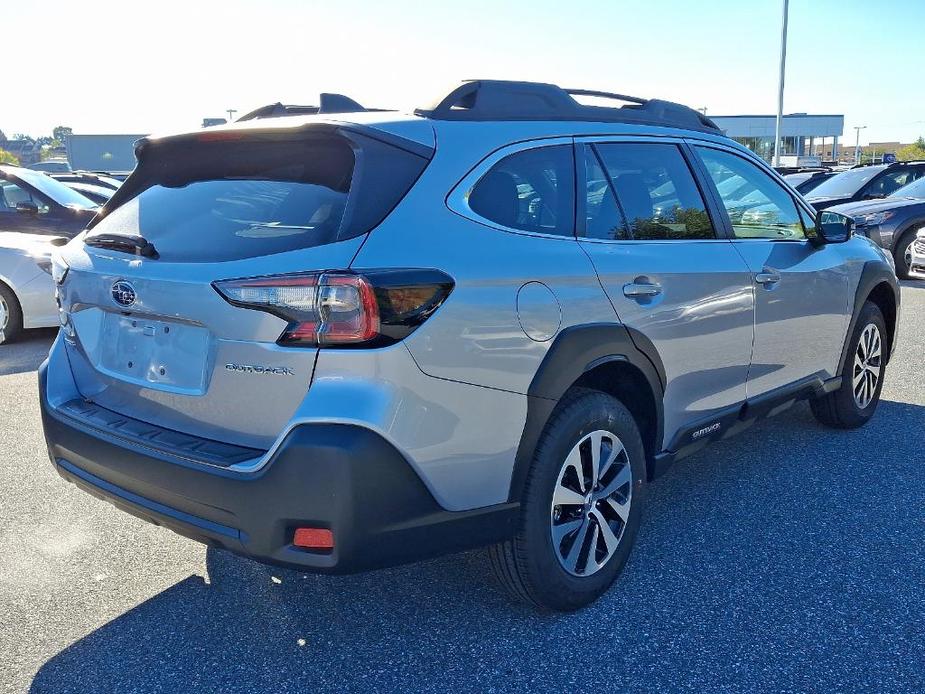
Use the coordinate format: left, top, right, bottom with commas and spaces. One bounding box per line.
236, 93, 382, 121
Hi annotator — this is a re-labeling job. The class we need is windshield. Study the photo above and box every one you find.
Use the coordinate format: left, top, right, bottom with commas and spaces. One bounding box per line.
890, 177, 925, 199
11, 168, 98, 210
808, 166, 887, 199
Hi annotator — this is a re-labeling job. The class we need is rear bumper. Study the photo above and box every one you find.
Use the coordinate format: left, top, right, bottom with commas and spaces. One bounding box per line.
39, 362, 517, 574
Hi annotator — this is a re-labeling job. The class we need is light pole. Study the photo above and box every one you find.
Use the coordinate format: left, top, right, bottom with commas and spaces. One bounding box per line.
773, 0, 789, 168
226, 108, 238, 122
854, 125, 867, 165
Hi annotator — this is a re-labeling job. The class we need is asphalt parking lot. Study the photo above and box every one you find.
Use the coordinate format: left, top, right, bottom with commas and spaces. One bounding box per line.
1, 284, 924, 694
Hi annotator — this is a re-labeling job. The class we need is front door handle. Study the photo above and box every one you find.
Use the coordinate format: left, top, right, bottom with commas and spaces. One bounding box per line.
623, 281, 662, 298
755, 269, 782, 285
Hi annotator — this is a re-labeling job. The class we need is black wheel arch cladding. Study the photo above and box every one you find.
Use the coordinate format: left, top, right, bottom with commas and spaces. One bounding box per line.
839, 261, 899, 375
510, 323, 665, 502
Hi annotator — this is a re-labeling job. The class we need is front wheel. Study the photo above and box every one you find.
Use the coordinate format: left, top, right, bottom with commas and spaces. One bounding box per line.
489, 390, 646, 611
894, 232, 916, 280
811, 301, 887, 429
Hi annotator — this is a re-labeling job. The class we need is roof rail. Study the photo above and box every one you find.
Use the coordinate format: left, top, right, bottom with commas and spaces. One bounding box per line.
236, 93, 375, 121
414, 80, 721, 133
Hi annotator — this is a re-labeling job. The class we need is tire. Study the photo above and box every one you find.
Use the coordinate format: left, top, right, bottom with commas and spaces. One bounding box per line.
811, 301, 886, 429
893, 231, 916, 280
489, 389, 647, 611
0, 283, 23, 345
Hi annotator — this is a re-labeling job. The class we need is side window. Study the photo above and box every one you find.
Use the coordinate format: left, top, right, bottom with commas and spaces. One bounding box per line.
864, 169, 918, 198
468, 145, 575, 236
696, 147, 805, 240
0, 181, 50, 214
593, 143, 715, 240
583, 147, 628, 240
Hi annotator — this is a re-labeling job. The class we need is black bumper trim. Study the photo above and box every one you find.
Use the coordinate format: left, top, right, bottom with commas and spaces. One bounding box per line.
40, 363, 519, 573
57, 459, 241, 541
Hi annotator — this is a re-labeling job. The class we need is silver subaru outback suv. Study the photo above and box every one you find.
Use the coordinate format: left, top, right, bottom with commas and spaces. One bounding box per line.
40, 81, 900, 610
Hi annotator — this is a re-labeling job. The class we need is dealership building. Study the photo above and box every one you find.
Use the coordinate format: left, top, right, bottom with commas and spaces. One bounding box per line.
710, 113, 845, 164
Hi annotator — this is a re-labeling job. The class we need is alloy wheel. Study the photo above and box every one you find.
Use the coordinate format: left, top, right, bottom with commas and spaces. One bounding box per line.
853, 323, 882, 409
0, 295, 8, 332
550, 430, 632, 576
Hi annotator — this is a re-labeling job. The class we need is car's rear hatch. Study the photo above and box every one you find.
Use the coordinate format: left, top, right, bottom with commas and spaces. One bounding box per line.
56, 120, 432, 450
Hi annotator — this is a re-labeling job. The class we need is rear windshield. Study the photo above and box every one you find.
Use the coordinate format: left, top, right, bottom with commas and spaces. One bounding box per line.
85, 131, 429, 262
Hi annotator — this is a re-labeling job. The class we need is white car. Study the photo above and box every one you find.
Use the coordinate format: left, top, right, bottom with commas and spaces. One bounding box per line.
911, 229, 925, 279
0, 232, 65, 344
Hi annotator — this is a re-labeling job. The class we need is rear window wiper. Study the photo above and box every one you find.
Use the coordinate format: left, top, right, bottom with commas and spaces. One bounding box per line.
85, 233, 160, 259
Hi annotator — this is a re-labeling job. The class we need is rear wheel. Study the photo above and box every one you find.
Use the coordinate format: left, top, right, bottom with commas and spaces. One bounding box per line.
489, 390, 646, 611
811, 301, 886, 429
0, 283, 22, 345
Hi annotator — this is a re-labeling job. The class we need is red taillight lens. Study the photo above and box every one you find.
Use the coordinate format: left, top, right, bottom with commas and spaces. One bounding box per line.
215, 272, 379, 346
214, 269, 453, 348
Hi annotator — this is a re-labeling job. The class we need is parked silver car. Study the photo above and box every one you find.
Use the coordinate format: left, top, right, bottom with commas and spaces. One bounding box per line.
0, 232, 65, 343
40, 81, 900, 610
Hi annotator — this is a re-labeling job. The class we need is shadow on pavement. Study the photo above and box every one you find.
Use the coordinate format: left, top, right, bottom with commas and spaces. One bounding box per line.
0, 329, 57, 377
29, 400, 925, 693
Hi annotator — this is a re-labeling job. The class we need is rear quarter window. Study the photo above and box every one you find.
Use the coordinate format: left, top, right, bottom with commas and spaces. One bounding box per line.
468, 145, 576, 236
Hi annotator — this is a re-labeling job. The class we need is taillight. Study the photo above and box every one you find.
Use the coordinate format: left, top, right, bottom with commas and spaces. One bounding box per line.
214, 269, 453, 348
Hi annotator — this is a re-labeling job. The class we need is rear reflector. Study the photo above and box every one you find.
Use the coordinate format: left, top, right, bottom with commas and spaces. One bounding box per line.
293, 527, 334, 550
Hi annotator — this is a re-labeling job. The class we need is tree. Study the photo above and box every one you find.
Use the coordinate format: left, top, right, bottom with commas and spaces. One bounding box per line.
897, 137, 925, 162
0, 148, 20, 165
53, 126, 73, 144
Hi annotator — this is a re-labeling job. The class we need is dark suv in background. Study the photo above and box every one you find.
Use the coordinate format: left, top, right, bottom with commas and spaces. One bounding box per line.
829, 175, 925, 278
805, 161, 925, 211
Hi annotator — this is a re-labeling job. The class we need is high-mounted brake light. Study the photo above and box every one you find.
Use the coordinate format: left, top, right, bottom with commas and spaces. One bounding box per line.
214, 269, 453, 348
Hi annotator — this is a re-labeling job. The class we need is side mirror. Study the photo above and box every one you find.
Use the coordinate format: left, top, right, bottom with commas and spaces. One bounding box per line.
815, 210, 853, 244
15, 200, 38, 216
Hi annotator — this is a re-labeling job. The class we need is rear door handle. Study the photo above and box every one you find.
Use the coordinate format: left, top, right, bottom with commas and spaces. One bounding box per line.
623, 281, 662, 298
755, 270, 782, 285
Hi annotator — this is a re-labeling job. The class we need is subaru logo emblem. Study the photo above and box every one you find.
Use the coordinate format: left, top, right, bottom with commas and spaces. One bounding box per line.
111, 280, 137, 308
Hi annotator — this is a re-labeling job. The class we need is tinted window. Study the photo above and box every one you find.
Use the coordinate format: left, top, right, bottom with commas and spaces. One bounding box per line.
11, 167, 97, 210
469, 145, 575, 236
864, 169, 920, 198
583, 148, 628, 240
86, 133, 428, 262
0, 180, 50, 214
592, 143, 714, 240
697, 147, 804, 240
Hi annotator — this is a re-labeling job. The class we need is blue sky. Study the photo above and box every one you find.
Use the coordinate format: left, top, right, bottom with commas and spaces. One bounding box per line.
5, 0, 923, 145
